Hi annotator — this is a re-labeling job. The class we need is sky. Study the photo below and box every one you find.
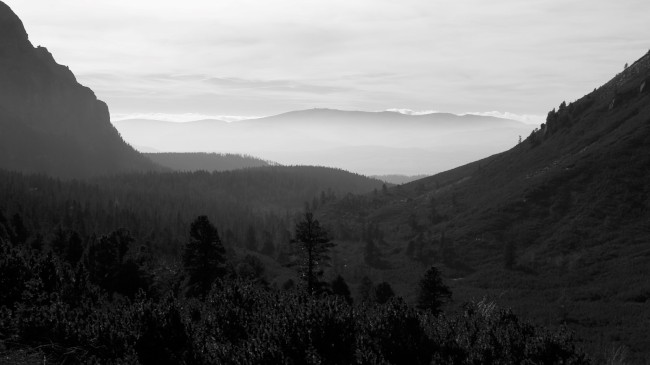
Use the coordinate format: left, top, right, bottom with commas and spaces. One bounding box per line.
5, 0, 650, 124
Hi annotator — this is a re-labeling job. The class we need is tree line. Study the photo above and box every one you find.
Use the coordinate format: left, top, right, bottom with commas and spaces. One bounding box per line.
0, 206, 589, 364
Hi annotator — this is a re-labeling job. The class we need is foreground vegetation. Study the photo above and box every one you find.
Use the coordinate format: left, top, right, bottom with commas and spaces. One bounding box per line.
0, 214, 588, 364
317, 52, 650, 363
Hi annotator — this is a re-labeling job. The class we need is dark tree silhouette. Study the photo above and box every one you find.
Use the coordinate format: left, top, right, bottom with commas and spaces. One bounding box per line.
85, 231, 127, 290
282, 278, 295, 291
84, 229, 150, 297
30, 233, 44, 251
66, 231, 84, 265
292, 212, 334, 295
331, 275, 352, 304
235, 254, 266, 285
358, 275, 374, 302
51, 225, 68, 256
10, 213, 27, 245
416, 266, 451, 314
183, 215, 226, 297
374, 281, 395, 304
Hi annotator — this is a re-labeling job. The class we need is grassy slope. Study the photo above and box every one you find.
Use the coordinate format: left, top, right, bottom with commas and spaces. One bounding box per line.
322, 52, 650, 363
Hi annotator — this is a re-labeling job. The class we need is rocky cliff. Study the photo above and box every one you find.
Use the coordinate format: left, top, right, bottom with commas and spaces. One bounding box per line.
0, 1, 158, 178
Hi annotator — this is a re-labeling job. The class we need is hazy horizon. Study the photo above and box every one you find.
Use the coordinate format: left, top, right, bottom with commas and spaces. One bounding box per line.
2, 2, 650, 361
5, 0, 649, 175
111, 109, 535, 175
109, 108, 545, 125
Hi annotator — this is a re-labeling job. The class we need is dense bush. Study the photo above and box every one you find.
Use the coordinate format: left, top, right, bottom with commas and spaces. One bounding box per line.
0, 215, 589, 364
0, 243, 589, 364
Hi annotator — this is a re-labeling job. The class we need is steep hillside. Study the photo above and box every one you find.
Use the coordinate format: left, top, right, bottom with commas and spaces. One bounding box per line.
322, 51, 650, 362
0, 2, 158, 178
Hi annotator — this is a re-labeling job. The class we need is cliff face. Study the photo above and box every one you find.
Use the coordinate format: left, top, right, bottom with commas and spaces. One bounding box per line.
0, 1, 158, 178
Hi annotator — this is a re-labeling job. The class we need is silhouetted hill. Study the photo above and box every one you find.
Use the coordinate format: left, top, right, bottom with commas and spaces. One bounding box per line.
371, 174, 428, 185
0, 2, 159, 178
322, 51, 650, 362
145, 152, 274, 172
112, 109, 534, 175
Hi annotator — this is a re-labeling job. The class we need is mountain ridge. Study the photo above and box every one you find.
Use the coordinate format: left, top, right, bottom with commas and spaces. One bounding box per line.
113, 108, 534, 175
0, 1, 159, 178
144, 152, 274, 172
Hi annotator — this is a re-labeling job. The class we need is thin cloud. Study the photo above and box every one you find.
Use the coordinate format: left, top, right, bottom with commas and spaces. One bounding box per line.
7, 0, 650, 118
111, 113, 261, 123
204, 77, 352, 94
385, 109, 439, 116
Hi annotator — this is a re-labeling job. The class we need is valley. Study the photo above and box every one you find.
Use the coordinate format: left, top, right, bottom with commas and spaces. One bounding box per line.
1, 1, 649, 363
112, 109, 535, 176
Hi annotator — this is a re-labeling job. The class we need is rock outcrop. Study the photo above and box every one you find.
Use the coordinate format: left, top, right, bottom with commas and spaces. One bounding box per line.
0, 1, 158, 178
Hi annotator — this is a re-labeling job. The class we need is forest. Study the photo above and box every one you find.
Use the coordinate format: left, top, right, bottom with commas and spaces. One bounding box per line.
0, 171, 588, 364
2, 1, 649, 363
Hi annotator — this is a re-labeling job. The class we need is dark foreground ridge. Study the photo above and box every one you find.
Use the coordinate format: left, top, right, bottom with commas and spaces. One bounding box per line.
0, 1, 158, 178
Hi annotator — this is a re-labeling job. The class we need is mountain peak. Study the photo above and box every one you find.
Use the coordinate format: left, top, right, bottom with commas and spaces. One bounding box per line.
0, 1, 159, 177
0, 2, 29, 50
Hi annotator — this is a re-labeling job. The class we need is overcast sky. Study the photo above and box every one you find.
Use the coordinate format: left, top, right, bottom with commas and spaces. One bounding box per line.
5, 0, 650, 123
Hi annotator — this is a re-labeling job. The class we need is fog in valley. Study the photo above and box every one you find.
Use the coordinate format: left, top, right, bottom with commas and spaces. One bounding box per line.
113, 109, 534, 175
2, 0, 650, 363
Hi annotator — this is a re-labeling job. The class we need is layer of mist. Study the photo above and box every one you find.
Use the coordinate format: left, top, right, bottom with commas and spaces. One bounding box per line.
113, 108, 535, 175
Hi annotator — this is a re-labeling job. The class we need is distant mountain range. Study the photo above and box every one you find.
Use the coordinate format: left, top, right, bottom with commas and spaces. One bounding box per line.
0, 2, 159, 178
112, 109, 535, 175
2, 0, 650, 360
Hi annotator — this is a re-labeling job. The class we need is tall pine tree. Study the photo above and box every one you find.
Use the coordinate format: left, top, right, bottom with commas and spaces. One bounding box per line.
293, 212, 334, 295
416, 266, 451, 314
183, 215, 226, 297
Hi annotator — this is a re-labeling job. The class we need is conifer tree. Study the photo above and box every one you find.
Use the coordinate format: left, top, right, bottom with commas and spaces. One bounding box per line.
374, 281, 395, 304
358, 275, 374, 302
10, 213, 27, 245
292, 212, 334, 295
183, 215, 226, 297
331, 275, 352, 304
416, 266, 451, 314
66, 231, 84, 265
